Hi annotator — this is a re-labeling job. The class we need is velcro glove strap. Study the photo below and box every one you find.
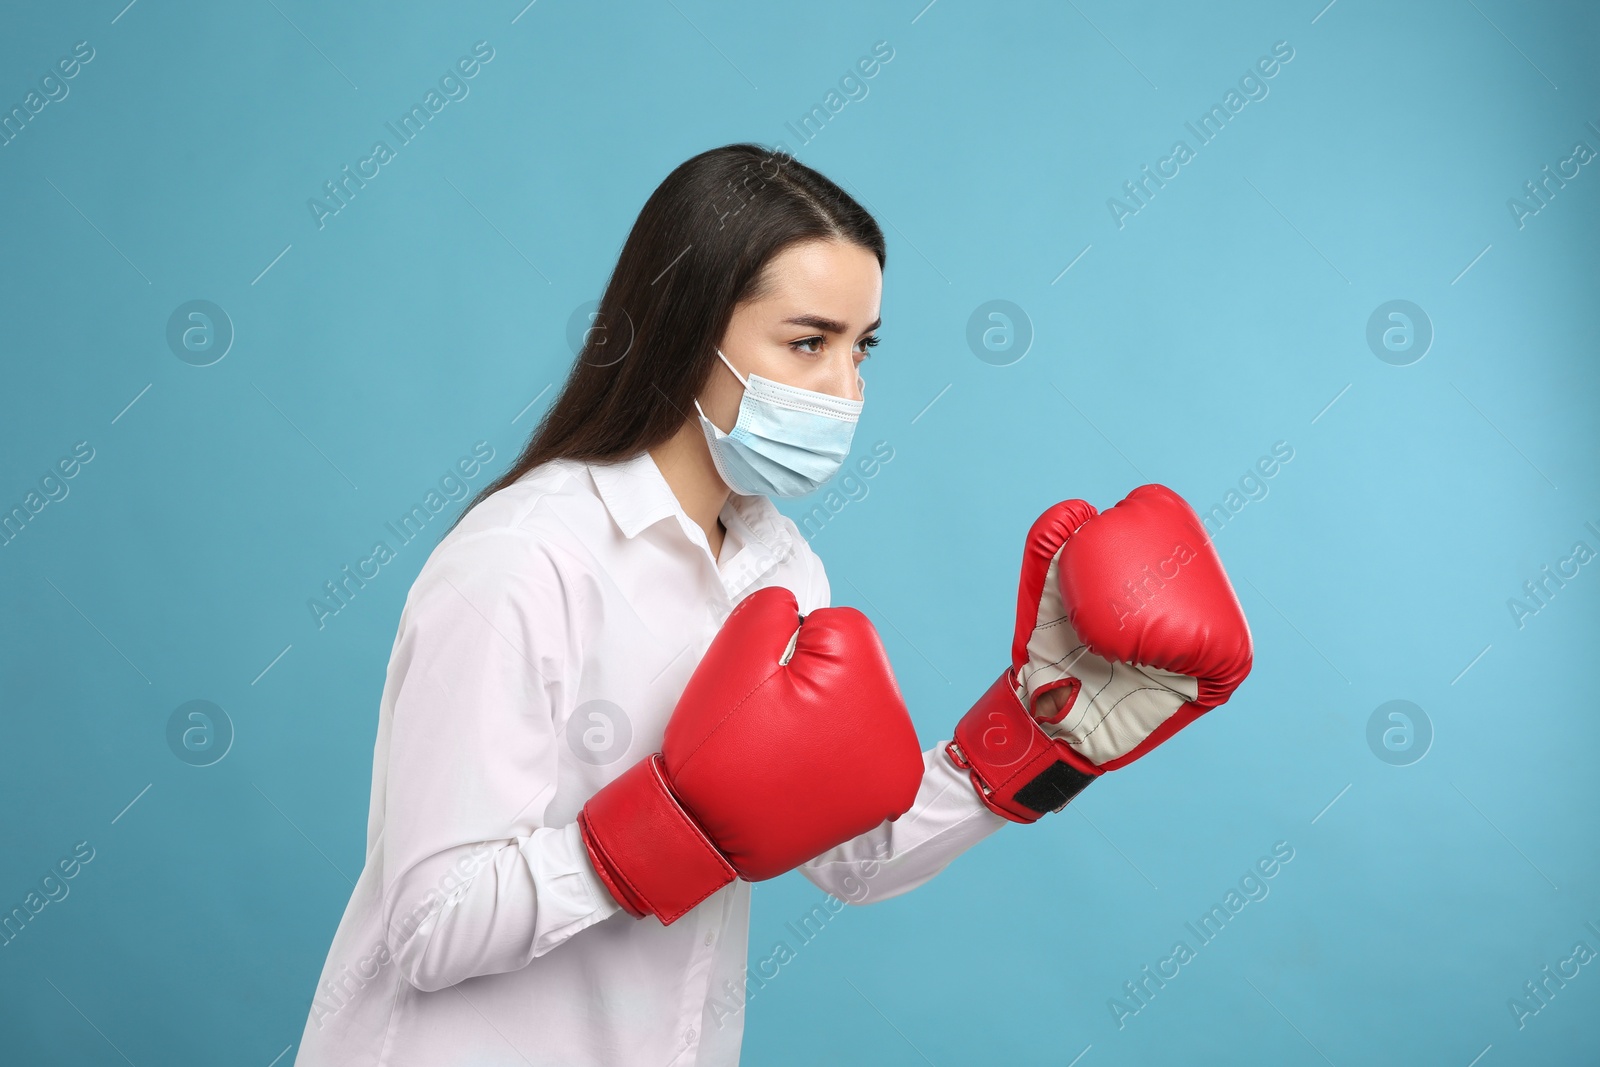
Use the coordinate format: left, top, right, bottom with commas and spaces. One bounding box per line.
577, 753, 737, 925
945, 670, 1101, 823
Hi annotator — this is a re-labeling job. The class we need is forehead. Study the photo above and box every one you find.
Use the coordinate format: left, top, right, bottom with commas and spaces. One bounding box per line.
753, 239, 882, 321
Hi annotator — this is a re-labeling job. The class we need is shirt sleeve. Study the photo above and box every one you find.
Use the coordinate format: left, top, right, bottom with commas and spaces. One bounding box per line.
378, 528, 621, 993
798, 742, 1008, 904
792, 531, 1009, 904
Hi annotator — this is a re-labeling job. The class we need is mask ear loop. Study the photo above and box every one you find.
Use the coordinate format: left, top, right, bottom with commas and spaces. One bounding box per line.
715, 348, 749, 388
718, 345, 867, 404
695, 348, 750, 425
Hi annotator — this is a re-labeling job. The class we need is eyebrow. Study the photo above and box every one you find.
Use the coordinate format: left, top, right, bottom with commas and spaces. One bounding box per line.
782, 314, 882, 336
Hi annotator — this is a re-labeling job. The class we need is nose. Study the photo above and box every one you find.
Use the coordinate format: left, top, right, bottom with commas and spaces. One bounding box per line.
825, 353, 864, 403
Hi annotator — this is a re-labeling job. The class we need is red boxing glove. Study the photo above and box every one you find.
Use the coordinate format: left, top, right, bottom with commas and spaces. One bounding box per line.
578, 585, 924, 924
946, 485, 1253, 823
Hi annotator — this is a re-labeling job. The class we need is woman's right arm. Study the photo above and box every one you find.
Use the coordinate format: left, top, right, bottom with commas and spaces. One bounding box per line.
376, 528, 622, 993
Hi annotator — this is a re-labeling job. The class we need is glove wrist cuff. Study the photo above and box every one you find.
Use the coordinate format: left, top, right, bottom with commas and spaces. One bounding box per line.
946, 669, 1100, 823
577, 753, 737, 925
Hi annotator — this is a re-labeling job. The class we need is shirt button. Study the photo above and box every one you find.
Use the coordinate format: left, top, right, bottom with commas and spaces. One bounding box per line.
704, 931, 714, 945
685, 1028, 697, 1043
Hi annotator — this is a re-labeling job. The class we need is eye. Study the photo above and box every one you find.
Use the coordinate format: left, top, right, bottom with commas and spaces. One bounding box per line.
789, 334, 880, 357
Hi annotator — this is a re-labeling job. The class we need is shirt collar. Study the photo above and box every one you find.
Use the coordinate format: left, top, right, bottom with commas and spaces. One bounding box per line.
587, 450, 796, 563
587, 450, 679, 539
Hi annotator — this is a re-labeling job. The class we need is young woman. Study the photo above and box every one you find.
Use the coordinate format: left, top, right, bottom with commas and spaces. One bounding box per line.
292, 142, 1253, 1066
292, 144, 1013, 1067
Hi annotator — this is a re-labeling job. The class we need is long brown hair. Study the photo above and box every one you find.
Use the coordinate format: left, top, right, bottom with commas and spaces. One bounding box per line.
448, 142, 886, 533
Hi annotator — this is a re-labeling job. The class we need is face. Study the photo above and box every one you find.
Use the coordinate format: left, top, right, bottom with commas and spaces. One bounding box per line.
697, 238, 882, 432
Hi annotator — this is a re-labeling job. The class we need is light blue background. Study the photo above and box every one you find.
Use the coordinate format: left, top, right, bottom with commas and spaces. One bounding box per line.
3, 1, 1597, 1063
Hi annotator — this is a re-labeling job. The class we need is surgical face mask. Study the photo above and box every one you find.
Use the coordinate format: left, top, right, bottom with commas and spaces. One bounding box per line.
693, 347, 864, 498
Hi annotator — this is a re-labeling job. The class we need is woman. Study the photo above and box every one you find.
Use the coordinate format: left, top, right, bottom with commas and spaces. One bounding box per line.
293, 143, 1010, 1067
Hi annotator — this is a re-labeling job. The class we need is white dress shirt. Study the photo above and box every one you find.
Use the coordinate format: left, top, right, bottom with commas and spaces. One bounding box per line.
293, 448, 1007, 1067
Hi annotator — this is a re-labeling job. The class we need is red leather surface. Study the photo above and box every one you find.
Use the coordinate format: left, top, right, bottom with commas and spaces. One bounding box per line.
1056, 484, 1254, 770
664, 585, 925, 882
1062, 489, 1248, 703
947, 669, 1101, 824
1011, 498, 1099, 678
577, 754, 736, 924
948, 484, 1253, 817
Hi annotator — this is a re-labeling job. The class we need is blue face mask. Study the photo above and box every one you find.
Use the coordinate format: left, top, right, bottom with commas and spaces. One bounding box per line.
693, 348, 864, 498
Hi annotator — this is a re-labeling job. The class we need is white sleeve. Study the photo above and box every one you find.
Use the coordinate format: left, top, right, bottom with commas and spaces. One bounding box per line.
798, 743, 1008, 904
378, 529, 621, 993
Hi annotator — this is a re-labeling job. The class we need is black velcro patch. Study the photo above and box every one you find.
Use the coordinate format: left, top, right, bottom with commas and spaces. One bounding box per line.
1014, 761, 1096, 815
